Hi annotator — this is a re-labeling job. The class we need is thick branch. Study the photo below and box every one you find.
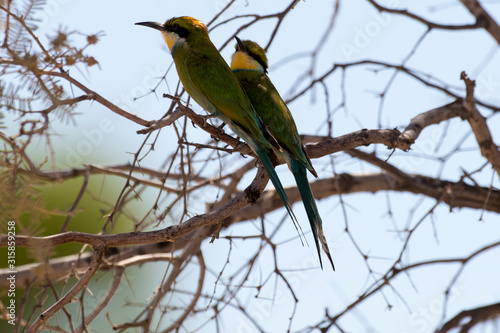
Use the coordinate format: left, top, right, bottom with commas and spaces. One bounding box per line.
400, 100, 466, 143
3, 168, 497, 290
438, 302, 500, 333
0, 166, 269, 248
305, 128, 412, 159
460, 0, 500, 45
230, 172, 500, 224
461, 72, 500, 176
0, 245, 174, 289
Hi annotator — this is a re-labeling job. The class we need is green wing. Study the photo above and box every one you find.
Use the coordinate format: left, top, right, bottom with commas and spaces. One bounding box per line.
180, 48, 268, 144
235, 71, 316, 176
175, 46, 301, 232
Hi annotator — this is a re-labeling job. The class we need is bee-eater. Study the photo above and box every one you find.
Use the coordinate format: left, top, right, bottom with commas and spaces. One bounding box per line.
231, 38, 335, 270
135, 17, 300, 234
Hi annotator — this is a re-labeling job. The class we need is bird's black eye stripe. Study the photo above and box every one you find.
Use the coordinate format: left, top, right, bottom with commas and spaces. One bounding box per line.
248, 51, 268, 72
167, 23, 189, 39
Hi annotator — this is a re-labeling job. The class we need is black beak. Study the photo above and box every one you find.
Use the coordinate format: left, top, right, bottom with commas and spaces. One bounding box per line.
235, 36, 246, 51
135, 21, 165, 31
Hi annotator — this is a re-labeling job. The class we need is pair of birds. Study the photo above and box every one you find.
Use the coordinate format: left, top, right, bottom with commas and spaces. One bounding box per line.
136, 17, 335, 271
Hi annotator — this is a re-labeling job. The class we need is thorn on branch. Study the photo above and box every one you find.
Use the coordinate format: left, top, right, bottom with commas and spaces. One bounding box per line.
210, 224, 223, 243
163, 93, 181, 101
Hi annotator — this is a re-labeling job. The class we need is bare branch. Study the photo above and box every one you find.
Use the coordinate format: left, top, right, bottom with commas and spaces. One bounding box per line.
460, 72, 500, 176
1, 2, 499, 332
231, 171, 500, 225
401, 100, 466, 143
0, 166, 270, 249
25, 247, 105, 333
367, 0, 485, 30
460, 0, 500, 45
437, 301, 500, 333
36, 70, 152, 127
136, 105, 186, 134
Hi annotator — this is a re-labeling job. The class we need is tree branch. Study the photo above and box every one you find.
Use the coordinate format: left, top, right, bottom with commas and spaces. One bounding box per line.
0, 166, 270, 249
460, 0, 500, 45
400, 100, 466, 143
36, 70, 152, 127
2, 168, 498, 290
26, 247, 105, 333
460, 72, 500, 176
438, 301, 500, 333
367, 0, 485, 30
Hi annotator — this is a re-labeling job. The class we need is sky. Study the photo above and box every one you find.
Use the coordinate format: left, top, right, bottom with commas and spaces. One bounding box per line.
5, 0, 500, 332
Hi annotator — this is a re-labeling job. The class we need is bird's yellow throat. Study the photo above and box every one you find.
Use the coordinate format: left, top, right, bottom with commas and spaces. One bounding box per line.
231, 51, 261, 71
161, 31, 177, 51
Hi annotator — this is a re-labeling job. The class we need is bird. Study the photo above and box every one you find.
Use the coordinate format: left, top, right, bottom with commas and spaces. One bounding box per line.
135, 17, 301, 238
231, 37, 335, 270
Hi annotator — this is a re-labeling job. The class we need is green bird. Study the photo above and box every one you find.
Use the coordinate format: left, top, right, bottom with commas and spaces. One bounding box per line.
135, 17, 300, 235
231, 37, 335, 270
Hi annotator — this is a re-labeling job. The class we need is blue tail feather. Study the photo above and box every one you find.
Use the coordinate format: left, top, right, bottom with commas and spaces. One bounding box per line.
252, 146, 304, 239
228, 124, 301, 237
290, 158, 335, 271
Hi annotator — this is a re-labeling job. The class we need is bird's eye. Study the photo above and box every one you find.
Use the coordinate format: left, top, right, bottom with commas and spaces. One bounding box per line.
168, 22, 189, 39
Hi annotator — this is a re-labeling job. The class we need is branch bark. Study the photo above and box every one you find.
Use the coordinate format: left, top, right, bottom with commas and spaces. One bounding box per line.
438, 301, 500, 333
460, 72, 500, 176
367, 0, 484, 30
26, 247, 105, 333
2, 169, 498, 290
460, 0, 500, 45
0, 166, 270, 248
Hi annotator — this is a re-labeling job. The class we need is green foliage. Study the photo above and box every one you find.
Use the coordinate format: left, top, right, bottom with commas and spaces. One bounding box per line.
0, 174, 132, 267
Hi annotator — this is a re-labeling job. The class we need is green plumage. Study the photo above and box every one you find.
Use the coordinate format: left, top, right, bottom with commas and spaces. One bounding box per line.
136, 17, 299, 231
232, 38, 335, 270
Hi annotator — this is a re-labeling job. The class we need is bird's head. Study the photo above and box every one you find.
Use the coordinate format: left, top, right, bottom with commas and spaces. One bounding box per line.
136, 16, 208, 52
231, 37, 268, 73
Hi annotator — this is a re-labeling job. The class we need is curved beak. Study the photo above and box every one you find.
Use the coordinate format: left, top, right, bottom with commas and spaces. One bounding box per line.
135, 21, 165, 31
235, 36, 246, 51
